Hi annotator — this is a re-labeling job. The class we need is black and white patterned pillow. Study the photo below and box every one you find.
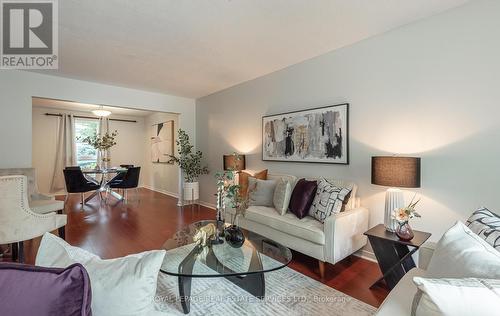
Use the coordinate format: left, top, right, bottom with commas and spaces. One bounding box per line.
308, 178, 352, 223
466, 207, 500, 252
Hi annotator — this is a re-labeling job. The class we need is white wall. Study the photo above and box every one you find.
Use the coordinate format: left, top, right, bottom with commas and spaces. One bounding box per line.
0, 71, 195, 170
32, 106, 147, 194
196, 0, 500, 246
142, 112, 180, 196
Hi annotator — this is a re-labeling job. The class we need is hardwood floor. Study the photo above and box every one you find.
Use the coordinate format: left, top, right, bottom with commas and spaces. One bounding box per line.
4, 188, 388, 308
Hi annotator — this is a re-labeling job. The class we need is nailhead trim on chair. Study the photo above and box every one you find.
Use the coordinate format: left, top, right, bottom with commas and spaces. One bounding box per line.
0, 176, 59, 219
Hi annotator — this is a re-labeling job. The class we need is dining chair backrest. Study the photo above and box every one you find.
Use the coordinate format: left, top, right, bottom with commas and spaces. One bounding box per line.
0, 175, 67, 244
120, 167, 141, 188
119, 164, 134, 168
63, 168, 91, 193
0, 175, 30, 224
65, 166, 81, 170
0, 168, 40, 202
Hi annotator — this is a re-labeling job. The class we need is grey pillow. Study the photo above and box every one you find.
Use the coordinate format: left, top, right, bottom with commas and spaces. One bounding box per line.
248, 177, 277, 207
273, 178, 292, 215
308, 178, 352, 223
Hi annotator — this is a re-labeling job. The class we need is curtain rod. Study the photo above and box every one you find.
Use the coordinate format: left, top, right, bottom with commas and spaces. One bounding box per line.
44, 113, 137, 123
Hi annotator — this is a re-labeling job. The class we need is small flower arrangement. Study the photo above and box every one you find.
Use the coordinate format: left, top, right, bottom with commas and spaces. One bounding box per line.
392, 195, 421, 223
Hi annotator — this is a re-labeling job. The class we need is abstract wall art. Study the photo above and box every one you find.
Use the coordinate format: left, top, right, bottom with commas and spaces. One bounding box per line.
151, 120, 174, 163
262, 103, 349, 164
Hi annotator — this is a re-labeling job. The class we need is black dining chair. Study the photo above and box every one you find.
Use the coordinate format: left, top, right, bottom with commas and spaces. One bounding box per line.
106, 164, 134, 186
108, 167, 141, 202
63, 168, 101, 205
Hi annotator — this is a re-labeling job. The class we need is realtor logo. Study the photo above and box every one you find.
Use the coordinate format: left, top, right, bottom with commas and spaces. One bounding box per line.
1, 0, 58, 69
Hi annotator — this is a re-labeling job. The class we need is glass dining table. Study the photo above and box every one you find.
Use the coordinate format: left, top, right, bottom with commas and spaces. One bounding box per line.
81, 167, 127, 203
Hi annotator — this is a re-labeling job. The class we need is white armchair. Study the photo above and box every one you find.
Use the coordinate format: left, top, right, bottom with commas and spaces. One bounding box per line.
0, 175, 67, 262
0, 168, 65, 215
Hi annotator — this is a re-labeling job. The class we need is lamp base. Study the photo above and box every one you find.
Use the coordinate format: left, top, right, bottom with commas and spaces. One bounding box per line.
384, 188, 404, 232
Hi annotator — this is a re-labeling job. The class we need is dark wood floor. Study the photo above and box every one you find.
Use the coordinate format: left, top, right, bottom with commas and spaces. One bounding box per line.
4, 188, 388, 307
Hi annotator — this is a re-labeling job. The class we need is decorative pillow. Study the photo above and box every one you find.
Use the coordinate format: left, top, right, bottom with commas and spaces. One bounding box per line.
36, 232, 166, 316
425, 221, 500, 279
412, 277, 500, 316
273, 178, 292, 215
308, 178, 352, 222
0, 262, 92, 316
239, 169, 267, 198
466, 207, 500, 251
248, 177, 277, 207
288, 178, 317, 219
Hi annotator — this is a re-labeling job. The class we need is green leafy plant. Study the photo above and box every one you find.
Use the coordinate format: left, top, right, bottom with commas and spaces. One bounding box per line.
168, 129, 209, 182
215, 154, 251, 225
79, 130, 118, 150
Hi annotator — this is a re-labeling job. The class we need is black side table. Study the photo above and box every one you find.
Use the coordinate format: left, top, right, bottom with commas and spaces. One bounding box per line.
364, 224, 431, 290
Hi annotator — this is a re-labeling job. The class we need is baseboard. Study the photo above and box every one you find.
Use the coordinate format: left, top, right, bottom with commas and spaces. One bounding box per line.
140, 185, 179, 198
353, 249, 377, 263
198, 200, 216, 210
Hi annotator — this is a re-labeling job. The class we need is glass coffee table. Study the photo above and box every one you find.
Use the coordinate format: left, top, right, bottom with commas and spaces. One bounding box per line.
160, 220, 292, 314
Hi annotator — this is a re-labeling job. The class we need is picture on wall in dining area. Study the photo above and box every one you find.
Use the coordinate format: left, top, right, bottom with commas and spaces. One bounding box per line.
262, 103, 349, 164
151, 120, 174, 163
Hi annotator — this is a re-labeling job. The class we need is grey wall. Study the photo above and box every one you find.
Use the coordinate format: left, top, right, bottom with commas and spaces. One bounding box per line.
196, 0, 500, 244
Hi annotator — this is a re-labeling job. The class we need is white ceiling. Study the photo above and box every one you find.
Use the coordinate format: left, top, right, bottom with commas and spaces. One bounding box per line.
32, 97, 153, 117
37, 0, 470, 98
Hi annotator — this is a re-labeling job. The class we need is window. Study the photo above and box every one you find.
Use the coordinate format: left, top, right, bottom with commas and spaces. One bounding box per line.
75, 118, 99, 169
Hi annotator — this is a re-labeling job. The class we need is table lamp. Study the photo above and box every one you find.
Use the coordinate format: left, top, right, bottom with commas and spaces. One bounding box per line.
371, 156, 421, 232
223, 153, 246, 172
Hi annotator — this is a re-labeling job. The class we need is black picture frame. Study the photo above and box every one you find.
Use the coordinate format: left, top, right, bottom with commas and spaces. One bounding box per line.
262, 103, 349, 165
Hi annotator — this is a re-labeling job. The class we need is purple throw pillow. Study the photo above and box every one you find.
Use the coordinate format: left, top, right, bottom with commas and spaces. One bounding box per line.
0, 262, 92, 316
288, 178, 318, 219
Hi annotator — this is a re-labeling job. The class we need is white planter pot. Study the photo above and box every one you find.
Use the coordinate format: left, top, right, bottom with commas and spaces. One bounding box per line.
183, 182, 199, 201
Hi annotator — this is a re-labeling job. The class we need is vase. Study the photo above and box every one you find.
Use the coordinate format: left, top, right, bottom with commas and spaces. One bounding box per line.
224, 225, 245, 248
396, 221, 414, 241
183, 182, 199, 201
95, 150, 103, 170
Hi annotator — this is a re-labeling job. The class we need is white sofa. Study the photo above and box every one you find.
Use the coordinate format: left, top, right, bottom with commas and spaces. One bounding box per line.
375, 242, 436, 315
229, 173, 369, 277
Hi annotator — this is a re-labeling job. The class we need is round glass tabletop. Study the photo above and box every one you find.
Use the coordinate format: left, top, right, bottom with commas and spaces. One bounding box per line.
160, 220, 292, 278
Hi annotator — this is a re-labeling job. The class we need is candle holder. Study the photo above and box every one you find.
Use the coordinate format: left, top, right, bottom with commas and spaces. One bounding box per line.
211, 183, 225, 245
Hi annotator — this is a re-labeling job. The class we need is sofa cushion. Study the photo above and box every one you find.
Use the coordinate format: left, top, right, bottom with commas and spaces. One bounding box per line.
248, 177, 277, 207
466, 207, 500, 251
29, 199, 64, 214
239, 169, 267, 198
412, 277, 500, 316
426, 221, 500, 279
268, 173, 357, 211
308, 178, 353, 222
0, 262, 92, 316
244, 206, 325, 244
375, 268, 425, 316
288, 178, 318, 219
36, 232, 166, 316
273, 178, 292, 215
267, 173, 298, 188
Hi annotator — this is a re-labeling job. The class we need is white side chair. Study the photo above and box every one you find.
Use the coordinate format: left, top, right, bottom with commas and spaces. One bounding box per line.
0, 167, 65, 216
0, 175, 67, 263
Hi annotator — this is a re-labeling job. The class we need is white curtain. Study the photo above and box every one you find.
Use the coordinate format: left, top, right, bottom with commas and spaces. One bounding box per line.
50, 114, 77, 192
97, 117, 110, 163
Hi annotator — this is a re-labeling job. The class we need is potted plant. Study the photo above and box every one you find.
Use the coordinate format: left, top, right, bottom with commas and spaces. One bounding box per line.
168, 129, 209, 201
79, 130, 118, 169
